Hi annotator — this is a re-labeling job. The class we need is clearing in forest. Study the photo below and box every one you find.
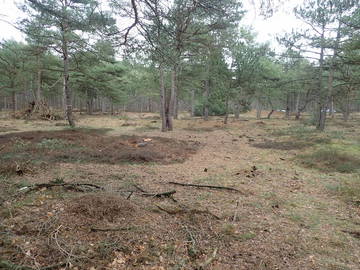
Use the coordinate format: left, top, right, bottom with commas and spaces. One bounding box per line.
0, 113, 360, 270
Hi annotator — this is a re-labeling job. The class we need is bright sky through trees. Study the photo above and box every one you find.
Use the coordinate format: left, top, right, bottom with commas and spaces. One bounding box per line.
0, 0, 306, 50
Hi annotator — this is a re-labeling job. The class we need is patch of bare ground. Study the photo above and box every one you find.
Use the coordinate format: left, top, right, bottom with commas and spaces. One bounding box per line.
0, 129, 199, 176
1, 115, 360, 269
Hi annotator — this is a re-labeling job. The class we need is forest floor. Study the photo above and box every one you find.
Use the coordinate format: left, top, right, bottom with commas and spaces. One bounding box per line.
0, 111, 360, 270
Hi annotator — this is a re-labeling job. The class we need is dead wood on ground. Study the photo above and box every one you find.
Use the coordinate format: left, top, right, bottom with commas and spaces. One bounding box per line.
168, 181, 243, 193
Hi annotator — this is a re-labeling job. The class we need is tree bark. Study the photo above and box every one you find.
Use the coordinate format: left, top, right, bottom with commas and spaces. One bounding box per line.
191, 89, 195, 117
172, 66, 178, 119
256, 100, 262, 119
203, 57, 210, 121
224, 96, 229, 124
62, 2, 75, 127
316, 22, 326, 131
12, 91, 16, 116
327, 21, 341, 121
234, 101, 240, 119
36, 55, 42, 103
159, 67, 167, 132
203, 78, 209, 120
285, 93, 290, 119
343, 87, 351, 121
267, 109, 275, 119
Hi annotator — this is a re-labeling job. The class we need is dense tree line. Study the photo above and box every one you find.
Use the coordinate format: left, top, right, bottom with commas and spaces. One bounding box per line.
0, 0, 360, 130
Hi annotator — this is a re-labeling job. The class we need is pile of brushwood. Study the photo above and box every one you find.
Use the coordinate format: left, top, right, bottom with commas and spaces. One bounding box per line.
14, 101, 63, 120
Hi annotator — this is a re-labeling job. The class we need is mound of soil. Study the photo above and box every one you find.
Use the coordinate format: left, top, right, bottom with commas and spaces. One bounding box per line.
67, 194, 136, 222
0, 129, 200, 175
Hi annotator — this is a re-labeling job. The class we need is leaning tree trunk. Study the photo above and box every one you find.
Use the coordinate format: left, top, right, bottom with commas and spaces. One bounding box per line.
267, 109, 275, 119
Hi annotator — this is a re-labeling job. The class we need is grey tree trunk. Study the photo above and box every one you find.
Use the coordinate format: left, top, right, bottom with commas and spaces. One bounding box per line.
343, 88, 351, 121
316, 22, 326, 131
224, 96, 229, 124
256, 100, 262, 119
62, 2, 75, 127
12, 90, 16, 116
159, 67, 167, 132
203, 78, 209, 120
285, 93, 290, 119
36, 55, 42, 103
172, 66, 178, 119
295, 91, 300, 118
191, 89, 195, 117
234, 101, 240, 119
327, 21, 341, 121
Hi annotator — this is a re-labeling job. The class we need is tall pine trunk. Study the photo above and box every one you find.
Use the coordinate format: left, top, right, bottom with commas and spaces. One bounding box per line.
316, 22, 326, 131
62, 0, 75, 127
159, 67, 167, 132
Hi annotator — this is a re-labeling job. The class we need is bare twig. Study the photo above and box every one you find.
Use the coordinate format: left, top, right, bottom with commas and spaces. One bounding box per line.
126, 191, 134, 200
168, 182, 242, 193
132, 183, 146, 193
142, 190, 176, 198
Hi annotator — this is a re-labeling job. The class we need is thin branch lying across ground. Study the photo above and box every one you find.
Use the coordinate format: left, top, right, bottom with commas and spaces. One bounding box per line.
19, 182, 104, 194
168, 181, 243, 193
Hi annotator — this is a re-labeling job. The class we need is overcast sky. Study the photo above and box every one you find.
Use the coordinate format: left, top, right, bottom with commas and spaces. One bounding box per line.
0, 0, 306, 50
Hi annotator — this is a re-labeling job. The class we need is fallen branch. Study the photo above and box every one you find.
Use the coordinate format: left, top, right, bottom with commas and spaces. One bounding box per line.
168, 182, 242, 193
142, 190, 176, 198
132, 183, 146, 193
20, 183, 104, 194
90, 226, 136, 232
342, 230, 360, 239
